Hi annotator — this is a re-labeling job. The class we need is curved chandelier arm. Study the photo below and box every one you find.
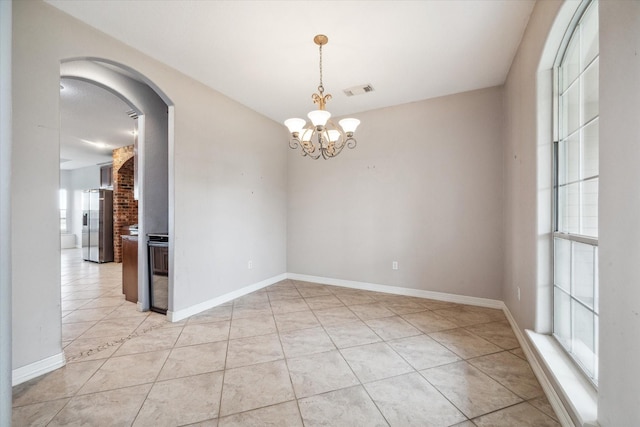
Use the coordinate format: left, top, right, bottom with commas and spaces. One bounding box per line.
289, 135, 321, 159
288, 136, 301, 150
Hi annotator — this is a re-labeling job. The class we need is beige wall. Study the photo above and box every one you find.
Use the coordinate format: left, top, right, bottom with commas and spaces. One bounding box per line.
11, 0, 287, 371
288, 87, 504, 300
598, 1, 640, 424
502, 0, 563, 332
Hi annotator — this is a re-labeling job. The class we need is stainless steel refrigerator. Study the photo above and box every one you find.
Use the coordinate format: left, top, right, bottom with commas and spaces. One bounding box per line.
82, 189, 114, 263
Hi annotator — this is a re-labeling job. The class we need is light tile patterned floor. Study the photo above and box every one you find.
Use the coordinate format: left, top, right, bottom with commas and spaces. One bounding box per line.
12, 249, 560, 426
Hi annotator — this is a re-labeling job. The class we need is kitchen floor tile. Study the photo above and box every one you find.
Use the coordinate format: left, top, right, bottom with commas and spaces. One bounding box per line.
279, 326, 336, 358
112, 325, 182, 356
472, 402, 561, 426
133, 372, 224, 426
225, 333, 284, 369
340, 342, 413, 383
365, 316, 422, 341
313, 306, 360, 327
364, 372, 466, 426
324, 320, 382, 349
468, 351, 544, 399
229, 314, 277, 339
298, 386, 388, 427
63, 335, 125, 362
77, 350, 169, 395
335, 293, 377, 306
175, 321, 230, 347
48, 384, 150, 427
269, 297, 310, 314
187, 305, 233, 324
432, 306, 497, 327
348, 302, 395, 320
420, 361, 522, 418
464, 320, 520, 350
388, 334, 460, 370
231, 303, 273, 319
12, 360, 104, 407
401, 311, 458, 333
157, 341, 227, 380
273, 310, 320, 332
528, 395, 559, 421
429, 328, 502, 359
219, 360, 295, 416
287, 350, 359, 398
303, 295, 344, 310
11, 398, 69, 427
218, 401, 302, 427
78, 317, 145, 340
295, 285, 333, 298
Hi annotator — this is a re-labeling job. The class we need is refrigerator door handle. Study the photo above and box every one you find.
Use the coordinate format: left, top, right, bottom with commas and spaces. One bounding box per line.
82, 212, 88, 226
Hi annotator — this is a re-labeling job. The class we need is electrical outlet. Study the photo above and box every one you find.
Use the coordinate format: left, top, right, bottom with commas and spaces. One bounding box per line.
248, 260, 253, 270
517, 287, 521, 301
392, 261, 398, 270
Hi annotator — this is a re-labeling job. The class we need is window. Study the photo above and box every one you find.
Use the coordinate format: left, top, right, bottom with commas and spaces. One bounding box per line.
59, 189, 67, 233
553, 0, 598, 384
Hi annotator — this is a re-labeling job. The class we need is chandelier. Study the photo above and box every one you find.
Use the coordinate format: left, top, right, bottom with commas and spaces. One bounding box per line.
284, 34, 361, 160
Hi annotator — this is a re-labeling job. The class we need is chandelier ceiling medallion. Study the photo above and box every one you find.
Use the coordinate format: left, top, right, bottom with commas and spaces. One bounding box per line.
285, 34, 361, 160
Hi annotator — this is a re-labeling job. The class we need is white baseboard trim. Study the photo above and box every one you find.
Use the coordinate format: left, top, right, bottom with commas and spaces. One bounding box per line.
12, 352, 66, 386
287, 273, 504, 309
167, 273, 288, 322
502, 307, 576, 427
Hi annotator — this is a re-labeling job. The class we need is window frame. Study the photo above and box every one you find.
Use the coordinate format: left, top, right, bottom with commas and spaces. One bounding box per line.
552, 0, 599, 387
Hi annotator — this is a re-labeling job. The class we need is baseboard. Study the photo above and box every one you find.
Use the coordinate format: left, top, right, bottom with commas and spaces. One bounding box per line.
12, 352, 66, 386
287, 273, 504, 309
502, 306, 576, 427
167, 273, 288, 322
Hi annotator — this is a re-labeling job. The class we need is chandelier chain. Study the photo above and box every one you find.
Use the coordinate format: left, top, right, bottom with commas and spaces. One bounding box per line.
318, 44, 324, 94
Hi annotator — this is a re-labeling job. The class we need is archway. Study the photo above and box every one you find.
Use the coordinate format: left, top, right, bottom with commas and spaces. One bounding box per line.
59, 58, 173, 316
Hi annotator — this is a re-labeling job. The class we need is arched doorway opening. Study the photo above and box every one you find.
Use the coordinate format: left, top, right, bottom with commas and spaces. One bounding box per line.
58, 58, 174, 358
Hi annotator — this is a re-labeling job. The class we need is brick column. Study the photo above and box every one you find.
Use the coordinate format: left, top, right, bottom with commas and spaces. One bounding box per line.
112, 145, 138, 263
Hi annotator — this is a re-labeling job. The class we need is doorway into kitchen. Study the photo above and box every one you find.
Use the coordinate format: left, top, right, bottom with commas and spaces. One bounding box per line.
58, 58, 172, 361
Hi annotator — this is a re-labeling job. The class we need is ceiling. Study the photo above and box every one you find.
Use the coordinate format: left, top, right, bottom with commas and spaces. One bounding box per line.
49, 0, 535, 169
60, 77, 135, 170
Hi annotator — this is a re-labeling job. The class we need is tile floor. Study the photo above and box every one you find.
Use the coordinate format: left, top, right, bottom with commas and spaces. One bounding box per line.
12, 249, 560, 426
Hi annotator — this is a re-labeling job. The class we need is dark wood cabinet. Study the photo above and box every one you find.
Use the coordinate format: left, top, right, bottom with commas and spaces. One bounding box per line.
122, 235, 138, 303
100, 164, 113, 188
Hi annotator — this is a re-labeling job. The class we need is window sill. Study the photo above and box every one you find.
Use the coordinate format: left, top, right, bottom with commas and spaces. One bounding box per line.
526, 330, 599, 427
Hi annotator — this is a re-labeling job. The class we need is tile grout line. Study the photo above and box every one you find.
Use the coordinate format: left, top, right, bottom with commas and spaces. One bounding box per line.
269, 280, 307, 425
215, 294, 235, 421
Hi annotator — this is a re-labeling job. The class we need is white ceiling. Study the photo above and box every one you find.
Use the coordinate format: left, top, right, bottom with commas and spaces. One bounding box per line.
60, 77, 135, 170
49, 0, 535, 169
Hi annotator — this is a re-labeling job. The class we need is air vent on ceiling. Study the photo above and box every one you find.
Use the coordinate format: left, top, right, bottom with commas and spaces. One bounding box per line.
343, 84, 374, 97
126, 109, 139, 119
